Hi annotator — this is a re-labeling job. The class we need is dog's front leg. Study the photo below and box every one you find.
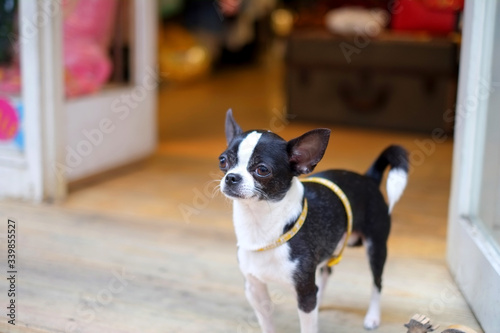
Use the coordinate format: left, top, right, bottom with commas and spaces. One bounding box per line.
245, 274, 275, 333
298, 307, 319, 333
296, 279, 319, 333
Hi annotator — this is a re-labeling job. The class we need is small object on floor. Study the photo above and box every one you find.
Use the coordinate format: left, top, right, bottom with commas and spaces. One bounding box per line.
404, 314, 479, 333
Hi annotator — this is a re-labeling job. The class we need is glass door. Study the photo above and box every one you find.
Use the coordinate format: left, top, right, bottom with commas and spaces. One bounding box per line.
63, 0, 158, 182
0, 0, 158, 199
0, 0, 22, 158
0, 0, 65, 201
472, 25, 500, 255
448, 1, 500, 332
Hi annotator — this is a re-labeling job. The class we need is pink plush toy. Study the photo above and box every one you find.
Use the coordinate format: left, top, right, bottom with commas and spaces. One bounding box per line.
0, 0, 118, 97
0, 66, 21, 95
63, 38, 113, 97
63, 0, 118, 97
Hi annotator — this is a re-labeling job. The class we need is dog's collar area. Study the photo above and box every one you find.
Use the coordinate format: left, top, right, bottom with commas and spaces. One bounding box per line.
254, 199, 308, 252
253, 177, 353, 267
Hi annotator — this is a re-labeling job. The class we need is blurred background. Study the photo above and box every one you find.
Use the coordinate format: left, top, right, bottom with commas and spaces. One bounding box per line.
0, 0, 463, 161
156, 0, 461, 136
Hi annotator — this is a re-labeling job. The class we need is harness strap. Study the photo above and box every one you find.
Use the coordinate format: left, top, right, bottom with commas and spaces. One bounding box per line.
254, 177, 353, 267
255, 199, 308, 252
301, 177, 353, 267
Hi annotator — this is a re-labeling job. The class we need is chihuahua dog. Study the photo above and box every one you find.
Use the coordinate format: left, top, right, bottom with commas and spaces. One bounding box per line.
219, 110, 408, 332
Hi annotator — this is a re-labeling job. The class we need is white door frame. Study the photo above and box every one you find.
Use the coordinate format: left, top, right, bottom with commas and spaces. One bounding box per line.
0, 0, 65, 201
447, 1, 500, 332
1, 0, 158, 200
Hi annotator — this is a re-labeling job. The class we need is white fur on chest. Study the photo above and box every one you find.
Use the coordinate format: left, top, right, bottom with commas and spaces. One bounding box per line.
232, 177, 304, 285
232, 177, 304, 250
238, 244, 297, 286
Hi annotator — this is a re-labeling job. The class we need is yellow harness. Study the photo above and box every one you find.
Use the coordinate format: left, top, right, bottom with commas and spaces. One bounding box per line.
255, 177, 353, 267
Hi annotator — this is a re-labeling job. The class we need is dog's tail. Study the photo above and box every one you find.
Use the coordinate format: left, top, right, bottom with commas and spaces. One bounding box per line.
365, 145, 409, 213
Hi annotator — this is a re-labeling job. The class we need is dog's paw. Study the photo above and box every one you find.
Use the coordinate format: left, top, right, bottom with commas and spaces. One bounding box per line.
363, 312, 380, 330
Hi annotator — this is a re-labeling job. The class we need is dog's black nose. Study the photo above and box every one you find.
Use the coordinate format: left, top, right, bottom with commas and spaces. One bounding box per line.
225, 173, 242, 185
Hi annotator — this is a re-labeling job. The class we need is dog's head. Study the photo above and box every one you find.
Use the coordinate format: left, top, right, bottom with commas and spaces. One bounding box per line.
219, 110, 331, 201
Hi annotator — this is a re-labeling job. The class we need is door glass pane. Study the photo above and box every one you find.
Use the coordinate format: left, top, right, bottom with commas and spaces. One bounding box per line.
0, 0, 23, 155
472, 7, 500, 251
475, 102, 500, 248
62, 0, 131, 99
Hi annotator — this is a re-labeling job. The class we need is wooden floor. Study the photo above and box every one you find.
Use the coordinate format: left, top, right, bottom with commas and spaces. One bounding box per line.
0, 58, 483, 332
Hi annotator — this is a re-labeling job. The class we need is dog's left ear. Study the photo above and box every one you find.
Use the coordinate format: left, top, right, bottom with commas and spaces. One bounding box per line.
287, 129, 331, 175
225, 109, 243, 145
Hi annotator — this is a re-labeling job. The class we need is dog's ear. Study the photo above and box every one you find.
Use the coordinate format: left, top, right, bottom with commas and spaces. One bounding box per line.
287, 129, 331, 175
225, 109, 243, 144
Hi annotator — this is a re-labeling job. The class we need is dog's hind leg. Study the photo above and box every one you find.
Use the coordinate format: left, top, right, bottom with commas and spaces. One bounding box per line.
245, 274, 275, 333
316, 265, 332, 304
363, 237, 387, 330
364, 284, 382, 330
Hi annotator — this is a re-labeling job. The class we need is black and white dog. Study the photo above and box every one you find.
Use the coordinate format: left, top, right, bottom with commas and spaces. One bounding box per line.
219, 110, 408, 332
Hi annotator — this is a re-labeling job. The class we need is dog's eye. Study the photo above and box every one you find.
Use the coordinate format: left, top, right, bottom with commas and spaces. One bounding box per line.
219, 156, 228, 171
255, 165, 271, 177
